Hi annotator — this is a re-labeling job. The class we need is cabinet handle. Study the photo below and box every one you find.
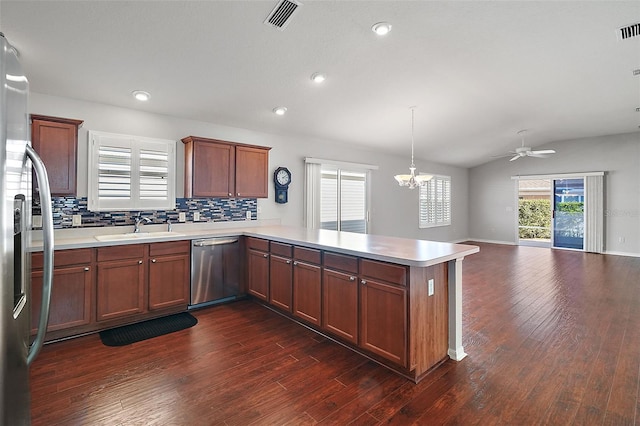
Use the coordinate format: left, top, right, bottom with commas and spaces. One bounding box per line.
361, 280, 367, 285
228, 192, 232, 197
263, 253, 269, 258
84, 267, 90, 272
349, 276, 356, 281
237, 193, 241, 196
151, 259, 157, 263
293, 261, 298, 266
138, 260, 143, 264
286, 260, 291, 264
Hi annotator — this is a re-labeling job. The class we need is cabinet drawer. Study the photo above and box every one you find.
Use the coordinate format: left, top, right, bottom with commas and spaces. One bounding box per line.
360, 259, 407, 286
294, 246, 321, 265
149, 240, 190, 257
97, 244, 144, 262
324, 252, 358, 274
32, 248, 92, 269
247, 237, 269, 252
270, 241, 292, 258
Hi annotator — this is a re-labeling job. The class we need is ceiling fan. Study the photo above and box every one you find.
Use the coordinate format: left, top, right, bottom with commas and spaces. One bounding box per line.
500, 130, 556, 162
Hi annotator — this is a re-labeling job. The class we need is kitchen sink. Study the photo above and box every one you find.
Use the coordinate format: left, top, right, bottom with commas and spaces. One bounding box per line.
94, 231, 186, 242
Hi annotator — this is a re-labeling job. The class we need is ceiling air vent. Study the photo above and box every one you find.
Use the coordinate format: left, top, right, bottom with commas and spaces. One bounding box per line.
618, 23, 640, 40
264, 0, 302, 31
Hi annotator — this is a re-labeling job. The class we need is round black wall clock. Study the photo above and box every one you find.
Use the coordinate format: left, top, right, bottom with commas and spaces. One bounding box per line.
274, 167, 291, 204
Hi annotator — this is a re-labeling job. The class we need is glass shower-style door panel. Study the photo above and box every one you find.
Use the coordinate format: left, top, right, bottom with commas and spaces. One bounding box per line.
553, 178, 584, 250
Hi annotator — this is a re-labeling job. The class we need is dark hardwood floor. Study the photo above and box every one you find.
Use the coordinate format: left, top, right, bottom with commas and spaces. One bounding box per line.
30, 242, 640, 425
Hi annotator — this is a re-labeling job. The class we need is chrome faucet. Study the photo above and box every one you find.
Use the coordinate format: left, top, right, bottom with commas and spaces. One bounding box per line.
167, 219, 172, 232
133, 214, 151, 233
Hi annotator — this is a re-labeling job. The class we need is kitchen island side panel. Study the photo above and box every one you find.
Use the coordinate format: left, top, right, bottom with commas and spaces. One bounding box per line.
409, 262, 449, 379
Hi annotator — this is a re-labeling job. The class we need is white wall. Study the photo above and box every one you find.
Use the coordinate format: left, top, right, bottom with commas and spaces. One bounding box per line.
469, 132, 640, 256
31, 93, 469, 242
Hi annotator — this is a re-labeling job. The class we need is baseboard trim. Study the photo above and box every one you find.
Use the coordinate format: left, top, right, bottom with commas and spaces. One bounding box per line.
464, 238, 517, 246
603, 250, 640, 258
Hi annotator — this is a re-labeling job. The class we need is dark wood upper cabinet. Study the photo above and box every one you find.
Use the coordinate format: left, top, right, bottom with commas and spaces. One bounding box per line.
182, 136, 271, 198
30, 114, 83, 196
235, 145, 269, 198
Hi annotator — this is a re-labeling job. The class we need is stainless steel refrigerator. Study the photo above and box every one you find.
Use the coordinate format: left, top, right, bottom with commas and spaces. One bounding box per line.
0, 32, 54, 425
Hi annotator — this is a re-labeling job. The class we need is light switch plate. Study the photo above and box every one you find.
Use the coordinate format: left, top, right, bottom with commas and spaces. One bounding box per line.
193, 212, 200, 222
428, 279, 434, 296
246, 211, 252, 220
178, 212, 186, 222
72, 214, 82, 226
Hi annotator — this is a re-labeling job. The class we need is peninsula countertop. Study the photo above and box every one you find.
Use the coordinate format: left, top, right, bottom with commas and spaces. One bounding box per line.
29, 221, 479, 267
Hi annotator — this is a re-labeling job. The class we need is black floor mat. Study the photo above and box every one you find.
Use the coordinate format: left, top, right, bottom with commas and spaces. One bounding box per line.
99, 312, 197, 346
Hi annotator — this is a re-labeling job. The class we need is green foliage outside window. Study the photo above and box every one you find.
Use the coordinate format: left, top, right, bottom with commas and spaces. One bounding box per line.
518, 199, 551, 239
556, 201, 584, 213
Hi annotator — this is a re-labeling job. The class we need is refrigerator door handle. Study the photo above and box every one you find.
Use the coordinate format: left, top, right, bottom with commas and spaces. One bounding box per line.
26, 145, 54, 366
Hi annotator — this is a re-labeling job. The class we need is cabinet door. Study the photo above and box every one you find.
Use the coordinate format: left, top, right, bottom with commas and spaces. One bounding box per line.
360, 279, 407, 367
148, 253, 190, 311
247, 248, 269, 301
30, 265, 92, 334
269, 255, 292, 312
31, 116, 82, 196
96, 258, 145, 321
322, 268, 358, 344
192, 140, 235, 197
293, 261, 322, 326
235, 146, 269, 198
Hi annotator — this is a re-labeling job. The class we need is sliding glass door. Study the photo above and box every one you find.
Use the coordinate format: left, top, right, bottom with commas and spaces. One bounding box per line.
518, 177, 585, 250
552, 178, 584, 250
518, 178, 552, 247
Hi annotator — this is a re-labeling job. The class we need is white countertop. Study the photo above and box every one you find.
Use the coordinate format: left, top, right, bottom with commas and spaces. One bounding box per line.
29, 221, 479, 267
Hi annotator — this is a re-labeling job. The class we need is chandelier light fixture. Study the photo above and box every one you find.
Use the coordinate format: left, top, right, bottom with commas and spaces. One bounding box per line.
394, 107, 432, 189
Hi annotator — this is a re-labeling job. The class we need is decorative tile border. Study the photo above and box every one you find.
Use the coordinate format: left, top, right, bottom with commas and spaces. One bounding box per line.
33, 197, 257, 229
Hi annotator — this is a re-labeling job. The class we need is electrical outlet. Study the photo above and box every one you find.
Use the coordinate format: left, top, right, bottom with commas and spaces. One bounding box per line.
32, 215, 42, 228
246, 211, 252, 220
428, 279, 434, 296
193, 211, 200, 222
619, 236, 625, 243
178, 212, 186, 222
72, 214, 82, 226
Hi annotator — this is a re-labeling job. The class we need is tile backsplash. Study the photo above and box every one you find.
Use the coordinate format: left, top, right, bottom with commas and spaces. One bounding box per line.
33, 197, 257, 229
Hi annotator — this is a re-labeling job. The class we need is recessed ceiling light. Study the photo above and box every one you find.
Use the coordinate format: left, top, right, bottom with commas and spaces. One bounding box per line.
310, 72, 326, 83
633, 69, 640, 76
273, 106, 288, 116
636, 107, 640, 112
372, 22, 392, 36
132, 90, 150, 101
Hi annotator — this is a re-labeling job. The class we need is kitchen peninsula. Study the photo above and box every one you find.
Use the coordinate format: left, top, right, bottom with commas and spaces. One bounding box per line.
30, 223, 479, 383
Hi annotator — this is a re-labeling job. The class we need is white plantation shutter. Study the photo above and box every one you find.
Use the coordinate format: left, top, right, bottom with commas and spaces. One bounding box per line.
89, 131, 175, 211
419, 175, 451, 228
98, 144, 132, 201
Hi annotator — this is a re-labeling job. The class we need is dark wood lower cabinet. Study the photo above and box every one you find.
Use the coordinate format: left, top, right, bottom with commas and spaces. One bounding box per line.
96, 257, 145, 321
247, 247, 269, 301
31, 254, 92, 334
292, 260, 322, 326
269, 254, 293, 312
360, 278, 407, 367
322, 268, 358, 345
31, 242, 191, 341
148, 242, 190, 311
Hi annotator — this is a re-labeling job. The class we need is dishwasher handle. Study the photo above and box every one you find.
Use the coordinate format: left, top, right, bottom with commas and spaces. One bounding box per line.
193, 237, 239, 247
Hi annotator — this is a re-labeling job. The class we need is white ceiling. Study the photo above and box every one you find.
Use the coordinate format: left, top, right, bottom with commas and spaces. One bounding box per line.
1, 1, 639, 168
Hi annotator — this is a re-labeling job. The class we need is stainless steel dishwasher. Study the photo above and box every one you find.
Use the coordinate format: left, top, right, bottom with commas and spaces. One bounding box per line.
190, 237, 241, 309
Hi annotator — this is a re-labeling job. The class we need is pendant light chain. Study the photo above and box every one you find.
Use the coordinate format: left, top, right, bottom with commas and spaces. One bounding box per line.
410, 107, 416, 168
